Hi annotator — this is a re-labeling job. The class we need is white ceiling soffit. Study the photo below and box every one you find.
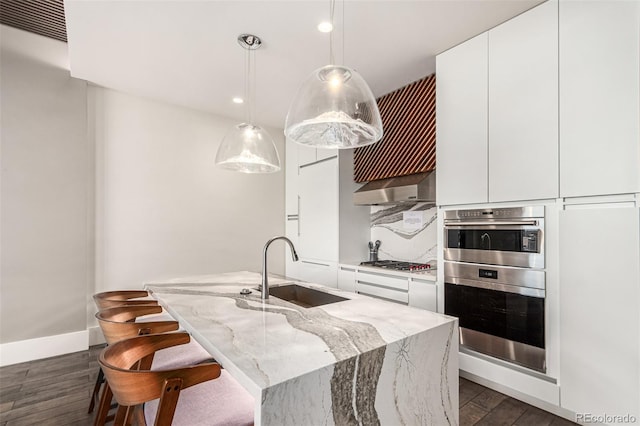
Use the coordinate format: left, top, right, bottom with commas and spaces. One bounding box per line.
64, 0, 543, 129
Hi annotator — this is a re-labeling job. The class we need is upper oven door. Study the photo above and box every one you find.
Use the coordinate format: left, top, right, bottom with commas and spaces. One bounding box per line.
444, 220, 544, 268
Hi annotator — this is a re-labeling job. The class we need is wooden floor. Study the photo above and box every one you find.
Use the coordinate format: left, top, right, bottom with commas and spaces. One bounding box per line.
459, 378, 576, 426
0, 346, 576, 425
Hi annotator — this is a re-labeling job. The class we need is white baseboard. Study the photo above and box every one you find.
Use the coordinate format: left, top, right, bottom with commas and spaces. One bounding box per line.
459, 352, 577, 423
0, 330, 89, 367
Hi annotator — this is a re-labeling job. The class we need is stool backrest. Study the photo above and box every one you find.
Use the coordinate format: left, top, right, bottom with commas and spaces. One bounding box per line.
96, 305, 179, 346
94, 290, 158, 311
99, 333, 221, 426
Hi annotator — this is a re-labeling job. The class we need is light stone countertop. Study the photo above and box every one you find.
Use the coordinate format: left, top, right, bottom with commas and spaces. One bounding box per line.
145, 271, 458, 425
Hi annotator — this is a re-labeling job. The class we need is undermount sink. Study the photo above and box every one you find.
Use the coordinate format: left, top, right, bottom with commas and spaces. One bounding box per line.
268, 284, 348, 308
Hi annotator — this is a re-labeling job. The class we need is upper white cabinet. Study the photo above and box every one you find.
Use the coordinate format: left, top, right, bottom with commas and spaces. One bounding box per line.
436, 33, 488, 206
559, 1, 640, 197
436, 0, 559, 206
488, 0, 558, 202
559, 205, 639, 420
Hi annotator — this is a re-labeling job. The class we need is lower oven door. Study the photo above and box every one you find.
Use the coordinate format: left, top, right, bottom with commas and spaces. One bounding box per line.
444, 262, 546, 373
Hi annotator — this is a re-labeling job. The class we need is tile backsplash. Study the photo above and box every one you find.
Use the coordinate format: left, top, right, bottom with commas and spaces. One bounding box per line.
370, 202, 437, 264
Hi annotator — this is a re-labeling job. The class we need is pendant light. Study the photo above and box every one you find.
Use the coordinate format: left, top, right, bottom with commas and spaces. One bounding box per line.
284, 0, 383, 149
215, 34, 280, 173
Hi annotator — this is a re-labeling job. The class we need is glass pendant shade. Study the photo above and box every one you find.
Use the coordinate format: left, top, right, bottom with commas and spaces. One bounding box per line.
215, 123, 280, 173
284, 64, 383, 149
215, 34, 280, 173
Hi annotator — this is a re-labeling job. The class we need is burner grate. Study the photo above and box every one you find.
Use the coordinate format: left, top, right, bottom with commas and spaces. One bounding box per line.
359, 260, 432, 271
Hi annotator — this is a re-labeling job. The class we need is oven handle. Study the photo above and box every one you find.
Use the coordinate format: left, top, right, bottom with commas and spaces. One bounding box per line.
444, 220, 538, 226
446, 277, 545, 298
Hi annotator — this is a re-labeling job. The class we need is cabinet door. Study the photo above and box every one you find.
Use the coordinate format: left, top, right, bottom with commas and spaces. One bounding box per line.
337, 265, 356, 293
316, 149, 337, 162
436, 32, 488, 206
285, 138, 299, 215
285, 219, 300, 279
297, 144, 317, 167
408, 279, 437, 312
298, 158, 338, 262
559, 206, 639, 418
559, 1, 640, 197
297, 259, 337, 288
488, 0, 558, 202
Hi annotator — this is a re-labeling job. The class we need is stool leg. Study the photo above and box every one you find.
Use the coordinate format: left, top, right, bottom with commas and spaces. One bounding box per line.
93, 381, 113, 426
88, 368, 105, 413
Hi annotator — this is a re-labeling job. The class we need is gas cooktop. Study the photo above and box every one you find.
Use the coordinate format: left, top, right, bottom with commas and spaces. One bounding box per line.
359, 260, 433, 272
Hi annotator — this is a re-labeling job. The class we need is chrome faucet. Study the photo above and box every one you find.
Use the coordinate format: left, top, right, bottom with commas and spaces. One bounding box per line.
261, 236, 299, 300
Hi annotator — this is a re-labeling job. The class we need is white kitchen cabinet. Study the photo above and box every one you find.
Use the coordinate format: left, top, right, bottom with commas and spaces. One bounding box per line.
436, 0, 558, 206
284, 139, 369, 286
356, 270, 409, 305
559, 205, 639, 420
284, 219, 299, 278
337, 265, 356, 293
297, 260, 338, 288
488, 0, 558, 202
297, 144, 336, 167
285, 139, 299, 216
408, 278, 437, 312
298, 158, 339, 262
559, 1, 640, 197
436, 33, 488, 206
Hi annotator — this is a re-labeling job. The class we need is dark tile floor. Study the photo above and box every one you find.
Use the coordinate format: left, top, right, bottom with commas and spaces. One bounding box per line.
0, 346, 577, 425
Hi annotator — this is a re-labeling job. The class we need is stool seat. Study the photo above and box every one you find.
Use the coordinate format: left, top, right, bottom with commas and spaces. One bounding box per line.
99, 332, 255, 426
144, 369, 254, 426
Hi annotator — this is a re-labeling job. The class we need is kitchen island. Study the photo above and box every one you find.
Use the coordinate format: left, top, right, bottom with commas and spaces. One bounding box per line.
145, 271, 458, 425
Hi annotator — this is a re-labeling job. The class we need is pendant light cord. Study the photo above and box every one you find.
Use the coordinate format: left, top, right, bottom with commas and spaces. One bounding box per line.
341, 0, 345, 65
329, 0, 335, 65
244, 44, 250, 123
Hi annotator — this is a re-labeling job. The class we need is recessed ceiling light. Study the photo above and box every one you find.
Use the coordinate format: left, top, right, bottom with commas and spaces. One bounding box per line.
317, 22, 333, 33
232, 97, 244, 104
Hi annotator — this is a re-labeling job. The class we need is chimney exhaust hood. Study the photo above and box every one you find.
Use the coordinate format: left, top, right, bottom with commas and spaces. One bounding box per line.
353, 171, 436, 206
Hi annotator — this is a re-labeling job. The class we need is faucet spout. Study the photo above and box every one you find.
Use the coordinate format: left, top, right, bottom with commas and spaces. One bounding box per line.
261, 236, 298, 300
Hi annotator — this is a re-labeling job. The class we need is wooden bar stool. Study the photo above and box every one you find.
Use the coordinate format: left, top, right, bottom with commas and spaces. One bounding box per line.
99, 332, 254, 426
90, 290, 161, 415
92, 305, 213, 426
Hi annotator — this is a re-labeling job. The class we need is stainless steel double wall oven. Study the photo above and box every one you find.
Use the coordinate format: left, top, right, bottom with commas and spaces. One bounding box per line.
444, 206, 546, 372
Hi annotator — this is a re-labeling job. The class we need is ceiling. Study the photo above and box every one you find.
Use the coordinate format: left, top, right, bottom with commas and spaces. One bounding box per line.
64, 0, 543, 129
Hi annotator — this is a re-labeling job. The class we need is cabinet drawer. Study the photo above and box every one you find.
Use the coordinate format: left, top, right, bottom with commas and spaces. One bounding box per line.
355, 271, 409, 291
356, 282, 408, 304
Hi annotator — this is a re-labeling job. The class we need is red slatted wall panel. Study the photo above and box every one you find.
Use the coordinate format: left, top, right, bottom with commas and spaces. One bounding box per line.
353, 74, 436, 183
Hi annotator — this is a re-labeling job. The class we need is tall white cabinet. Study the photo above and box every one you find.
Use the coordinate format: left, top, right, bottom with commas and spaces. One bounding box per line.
436, 33, 488, 206
285, 139, 369, 287
559, 205, 639, 420
559, 1, 640, 197
488, 0, 558, 202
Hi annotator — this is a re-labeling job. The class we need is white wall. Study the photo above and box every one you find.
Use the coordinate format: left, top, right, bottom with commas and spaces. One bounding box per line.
0, 26, 90, 353
0, 24, 286, 360
92, 86, 285, 301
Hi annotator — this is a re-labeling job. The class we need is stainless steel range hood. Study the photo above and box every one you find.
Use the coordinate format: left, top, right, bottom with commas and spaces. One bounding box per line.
353, 171, 436, 205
